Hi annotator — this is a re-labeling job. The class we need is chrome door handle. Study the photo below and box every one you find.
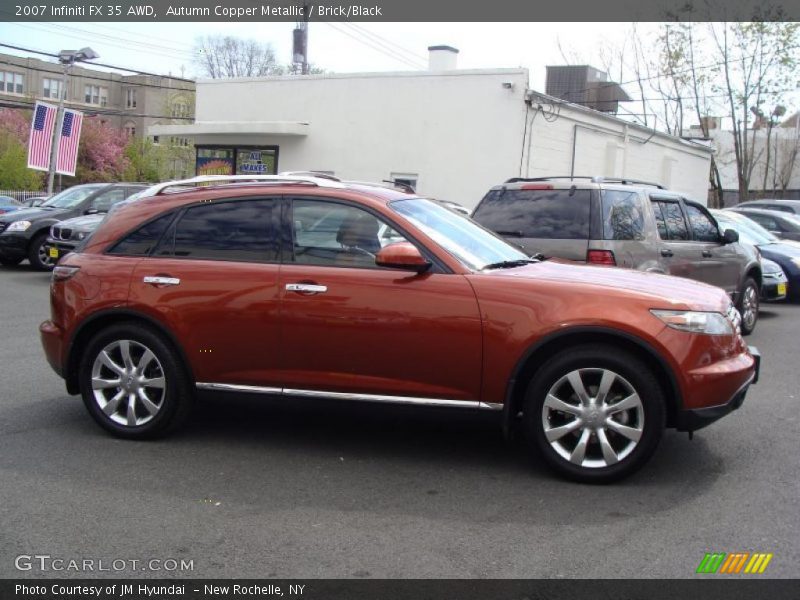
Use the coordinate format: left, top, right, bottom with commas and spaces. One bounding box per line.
660, 249, 674, 258
143, 276, 180, 286
286, 283, 327, 294
702, 250, 713, 257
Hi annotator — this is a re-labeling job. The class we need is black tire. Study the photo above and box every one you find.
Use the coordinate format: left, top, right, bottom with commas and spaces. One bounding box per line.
523, 344, 665, 483
737, 277, 759, 336
27, 231, 56, 271
79, 322, 193, 439
0, 257, 22, 267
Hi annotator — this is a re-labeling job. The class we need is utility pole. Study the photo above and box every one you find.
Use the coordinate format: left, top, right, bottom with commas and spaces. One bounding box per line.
46, 47, 99, 195
293, 4, 310, 75
302, 3, 310, 75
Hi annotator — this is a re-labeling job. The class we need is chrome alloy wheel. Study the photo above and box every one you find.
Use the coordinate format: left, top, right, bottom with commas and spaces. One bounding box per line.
740, 284, 758, 332
541, 368, 644, 468
38, 243, 56, 268
91, 339, 166, 427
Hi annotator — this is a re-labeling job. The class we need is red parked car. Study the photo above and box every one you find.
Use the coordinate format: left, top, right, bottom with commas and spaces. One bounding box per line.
40, 175, 759, 482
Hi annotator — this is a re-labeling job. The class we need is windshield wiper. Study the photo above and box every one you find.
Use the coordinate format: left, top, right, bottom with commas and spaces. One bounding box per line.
482, 258, 539, 270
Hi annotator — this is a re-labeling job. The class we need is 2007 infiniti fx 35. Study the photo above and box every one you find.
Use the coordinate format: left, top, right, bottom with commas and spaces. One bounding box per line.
40, 175, 760, 482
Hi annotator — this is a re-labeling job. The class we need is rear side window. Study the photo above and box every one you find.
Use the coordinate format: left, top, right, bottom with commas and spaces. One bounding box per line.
653, 200, 689, 240
472, 189, 591, 239
601, 190, 645, 240
108, 213, 175, 256
160, 199, 279, 263
685, 203, 720, 242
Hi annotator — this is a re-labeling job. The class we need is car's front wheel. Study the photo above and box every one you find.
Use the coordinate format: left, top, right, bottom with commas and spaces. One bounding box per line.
27, 232, 56, 271
524, 344, 665, 483
737, 277, 759, 335
79, 323, 193, 439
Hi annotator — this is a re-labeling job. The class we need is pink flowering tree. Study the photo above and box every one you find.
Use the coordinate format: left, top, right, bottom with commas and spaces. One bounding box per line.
73, 117, 130, 183
0, 108, 43, 190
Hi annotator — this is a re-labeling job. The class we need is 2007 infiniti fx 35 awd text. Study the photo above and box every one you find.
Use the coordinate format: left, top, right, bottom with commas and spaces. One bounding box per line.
40, 175, 760, 483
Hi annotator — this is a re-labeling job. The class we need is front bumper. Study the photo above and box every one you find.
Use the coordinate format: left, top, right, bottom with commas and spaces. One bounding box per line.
46, 238, 78, 262
761, 274, 788, 301
675, 346, 760, 432
0, 233, 29, 260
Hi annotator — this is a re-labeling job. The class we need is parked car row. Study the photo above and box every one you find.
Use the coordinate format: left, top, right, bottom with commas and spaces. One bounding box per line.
36, 173, 760, 484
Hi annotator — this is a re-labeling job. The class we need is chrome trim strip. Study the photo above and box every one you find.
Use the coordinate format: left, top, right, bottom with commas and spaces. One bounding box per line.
196, 382, 282, 394
196, 382, 501, 410
283, 388, 477, 408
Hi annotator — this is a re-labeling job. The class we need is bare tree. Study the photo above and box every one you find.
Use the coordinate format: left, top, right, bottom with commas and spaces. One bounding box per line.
194, 35, 283, 78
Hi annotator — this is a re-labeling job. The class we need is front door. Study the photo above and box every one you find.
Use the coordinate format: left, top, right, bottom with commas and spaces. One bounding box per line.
277, 197, 483, 402
683, 200, 740, 296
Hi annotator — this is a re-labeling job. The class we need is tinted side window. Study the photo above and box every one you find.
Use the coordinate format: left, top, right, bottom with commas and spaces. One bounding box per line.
602, 190, 645, 240
654, 201, 689, 240
162, 199, 278, 262
90, 188, 127, 212
748, 213, 778, 230
472, 189, 591, 239
108, 213, 175, 256
685, 204, 720, 242
652, 202, 668, 239
291, 199, 407, 269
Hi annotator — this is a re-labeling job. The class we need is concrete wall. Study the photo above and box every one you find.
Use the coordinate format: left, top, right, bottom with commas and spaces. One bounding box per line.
193, 69, 530, 207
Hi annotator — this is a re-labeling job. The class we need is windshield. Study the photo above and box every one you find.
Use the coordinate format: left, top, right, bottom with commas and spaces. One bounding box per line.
391, 198, 529, 270
714, 212, 778, 245
42, 185, 103, 209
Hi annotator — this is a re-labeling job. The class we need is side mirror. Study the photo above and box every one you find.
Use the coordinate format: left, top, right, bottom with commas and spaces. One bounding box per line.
375, 242, 431, 274
722, 228, 739, 244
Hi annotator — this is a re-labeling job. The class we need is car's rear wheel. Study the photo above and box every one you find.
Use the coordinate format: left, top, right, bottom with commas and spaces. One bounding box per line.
79, 323, 193, 439
27, 232, 56, 271
524, 344, 665, 483
737, 277, 759, 335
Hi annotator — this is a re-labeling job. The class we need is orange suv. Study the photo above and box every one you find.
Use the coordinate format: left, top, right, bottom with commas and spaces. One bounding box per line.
40, 175, 760, 482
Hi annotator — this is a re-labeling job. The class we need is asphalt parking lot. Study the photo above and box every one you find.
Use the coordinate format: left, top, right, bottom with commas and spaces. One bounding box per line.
0, 264, 798, 579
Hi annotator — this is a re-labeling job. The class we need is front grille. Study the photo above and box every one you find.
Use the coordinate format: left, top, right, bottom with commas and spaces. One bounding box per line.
51, 226, 72, 241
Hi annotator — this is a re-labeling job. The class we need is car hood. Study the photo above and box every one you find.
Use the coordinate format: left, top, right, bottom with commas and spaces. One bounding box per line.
55, 214, 105, 231
0, 206, 70, 223
480, 259, 730, 312
758, 241, 800, 258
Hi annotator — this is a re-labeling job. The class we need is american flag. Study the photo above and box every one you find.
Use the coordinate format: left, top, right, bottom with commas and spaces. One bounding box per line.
56, 109, 83, 176
27, 102, 57, 171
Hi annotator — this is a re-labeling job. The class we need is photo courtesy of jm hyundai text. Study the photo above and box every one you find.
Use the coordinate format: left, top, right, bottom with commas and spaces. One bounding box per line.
40, 175, 761, 483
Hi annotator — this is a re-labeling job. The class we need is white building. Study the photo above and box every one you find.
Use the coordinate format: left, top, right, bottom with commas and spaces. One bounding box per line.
151, 47, 713, 207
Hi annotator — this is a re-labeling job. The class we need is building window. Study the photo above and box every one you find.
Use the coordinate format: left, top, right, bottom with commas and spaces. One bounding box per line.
125, 88, 137, 108
2, 71, 23, 94
43, 78, 64, 100
124, 122, 136, 137
171, 102, 189, 118
169, 136, 189, 147
84, 84, 108, 106
152, 136, 160, 145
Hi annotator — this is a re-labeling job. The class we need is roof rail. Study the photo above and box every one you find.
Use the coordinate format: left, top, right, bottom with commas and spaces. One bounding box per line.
140, 174, 345, 197
342, 180, 416, 194
504, 176, 665, 189
278, 170, 342, 182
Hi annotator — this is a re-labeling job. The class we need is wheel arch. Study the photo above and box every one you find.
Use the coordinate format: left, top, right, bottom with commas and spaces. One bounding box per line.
502, 327, 682, 438
65, 309, 195, 395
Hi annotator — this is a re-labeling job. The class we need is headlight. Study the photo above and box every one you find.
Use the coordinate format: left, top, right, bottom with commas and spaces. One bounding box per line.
651, 310, 734, 335
76, 232, 86, 240
7, 220, 31, 232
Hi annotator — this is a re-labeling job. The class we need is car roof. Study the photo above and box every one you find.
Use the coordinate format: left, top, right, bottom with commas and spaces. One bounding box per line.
490, 176, 667, 192
740, 199, 800, 206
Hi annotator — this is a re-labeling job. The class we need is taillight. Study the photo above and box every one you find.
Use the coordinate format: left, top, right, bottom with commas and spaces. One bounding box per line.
587, 249, 616, 266
52, 265, 80, 281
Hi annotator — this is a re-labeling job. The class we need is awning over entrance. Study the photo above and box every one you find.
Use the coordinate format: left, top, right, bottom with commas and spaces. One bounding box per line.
148, 121, 310, 137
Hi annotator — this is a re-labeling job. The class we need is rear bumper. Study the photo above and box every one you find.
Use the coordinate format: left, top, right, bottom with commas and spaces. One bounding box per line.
40, 320, 65, 378
675, 346, 760, 432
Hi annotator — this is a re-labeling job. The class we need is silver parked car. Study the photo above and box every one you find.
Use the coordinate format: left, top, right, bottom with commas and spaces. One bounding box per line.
472, 176, 763, 334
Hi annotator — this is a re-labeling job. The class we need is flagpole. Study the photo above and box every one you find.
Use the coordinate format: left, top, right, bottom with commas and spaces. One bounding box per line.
46, 48, 99, 195
46, 61, 68, 195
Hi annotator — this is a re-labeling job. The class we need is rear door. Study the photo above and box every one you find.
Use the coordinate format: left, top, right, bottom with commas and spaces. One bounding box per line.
472, 187, 595, 261
126, 196, 283, 388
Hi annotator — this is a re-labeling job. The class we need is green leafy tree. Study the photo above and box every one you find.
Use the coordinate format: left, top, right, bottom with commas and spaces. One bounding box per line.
0, 108, 44, 190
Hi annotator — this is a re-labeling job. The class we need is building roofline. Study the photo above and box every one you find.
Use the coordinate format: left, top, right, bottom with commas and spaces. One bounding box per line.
197, 67, 529, 85
526, 89, 713, 154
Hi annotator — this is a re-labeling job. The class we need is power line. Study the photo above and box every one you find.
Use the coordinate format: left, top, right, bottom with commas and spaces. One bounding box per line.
343, 23, 428, 64
323, 22, 425, 70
